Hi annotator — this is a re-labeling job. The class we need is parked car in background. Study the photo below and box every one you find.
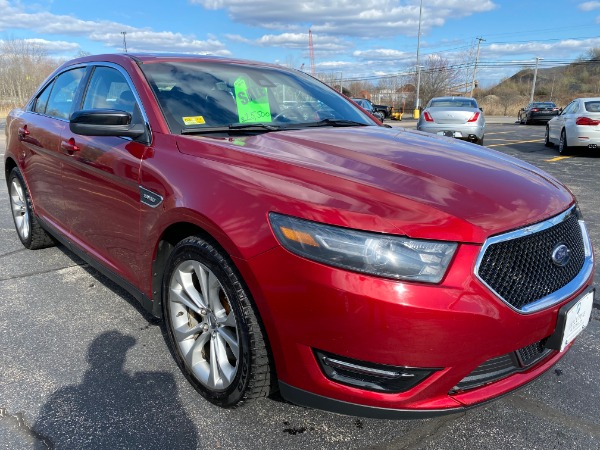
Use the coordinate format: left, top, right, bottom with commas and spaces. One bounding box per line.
416, 96, 485, 145
546, 97, 600, 154
372, 102, 392, 119
518, 102, 560, 125
5, 53, 595, 419
390, 106, 404, 120
351, 97, 385, 121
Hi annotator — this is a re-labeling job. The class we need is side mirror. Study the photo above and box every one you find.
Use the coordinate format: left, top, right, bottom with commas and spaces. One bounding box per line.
70, 109, 148, 142
479, 107, 484, 112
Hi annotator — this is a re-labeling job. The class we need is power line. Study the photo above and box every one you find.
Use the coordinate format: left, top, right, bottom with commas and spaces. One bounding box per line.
324, 56, 600, 83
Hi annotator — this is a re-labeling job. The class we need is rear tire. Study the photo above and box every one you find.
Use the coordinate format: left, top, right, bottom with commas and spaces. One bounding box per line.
8, 168, 55, 250
162, 236, 272, 407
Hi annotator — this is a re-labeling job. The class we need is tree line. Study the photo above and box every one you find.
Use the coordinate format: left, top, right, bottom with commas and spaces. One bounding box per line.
0, 39, 59, 114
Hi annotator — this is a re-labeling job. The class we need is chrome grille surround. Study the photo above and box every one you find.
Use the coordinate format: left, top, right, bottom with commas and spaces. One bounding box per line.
475, 205, 594, 314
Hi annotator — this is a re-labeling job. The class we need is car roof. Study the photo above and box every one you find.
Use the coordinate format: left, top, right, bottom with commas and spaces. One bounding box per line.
63, 52, 293, 72
430, 96, 476, 101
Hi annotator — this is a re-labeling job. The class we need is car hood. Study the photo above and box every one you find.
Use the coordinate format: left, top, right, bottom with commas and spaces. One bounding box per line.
177, 126, 573, 243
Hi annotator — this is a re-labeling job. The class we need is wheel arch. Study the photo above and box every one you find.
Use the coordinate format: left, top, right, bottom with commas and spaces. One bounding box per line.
4, 156, 18, 188
150, 221, 223, 317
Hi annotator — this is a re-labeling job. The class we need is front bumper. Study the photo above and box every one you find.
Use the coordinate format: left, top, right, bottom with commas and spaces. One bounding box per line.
238, 238, 594, 417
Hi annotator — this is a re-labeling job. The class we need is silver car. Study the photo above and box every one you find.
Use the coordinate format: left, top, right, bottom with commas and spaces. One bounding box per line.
417, 96, 485, 145
546, 97, 600, 155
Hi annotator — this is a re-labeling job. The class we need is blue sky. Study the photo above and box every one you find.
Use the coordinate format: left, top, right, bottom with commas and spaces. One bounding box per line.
1, 0, 599, 87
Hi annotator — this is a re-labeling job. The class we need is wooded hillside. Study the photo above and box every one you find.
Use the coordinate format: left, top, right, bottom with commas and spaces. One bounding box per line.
478, 49, 600, 116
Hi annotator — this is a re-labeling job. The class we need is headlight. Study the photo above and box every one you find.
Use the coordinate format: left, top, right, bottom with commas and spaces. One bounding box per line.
269, 213, 457, 283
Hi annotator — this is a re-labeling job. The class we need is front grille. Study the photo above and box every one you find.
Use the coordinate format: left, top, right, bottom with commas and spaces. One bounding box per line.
453, 354, 517, 391
477, 211, 585, 310
452, 338, 553, 392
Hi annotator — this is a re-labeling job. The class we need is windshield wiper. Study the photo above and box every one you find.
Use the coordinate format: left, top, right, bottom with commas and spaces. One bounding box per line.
181, 123, 285, 135
229, 123, 283, 131
304, 118, 370, 128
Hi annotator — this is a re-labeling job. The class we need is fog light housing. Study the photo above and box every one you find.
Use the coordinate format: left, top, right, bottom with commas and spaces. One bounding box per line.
315, 350, 437, 393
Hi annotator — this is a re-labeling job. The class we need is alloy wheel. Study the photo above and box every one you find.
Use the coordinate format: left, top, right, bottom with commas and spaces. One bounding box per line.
168, 259, 239, 390
9, 177, 30, 241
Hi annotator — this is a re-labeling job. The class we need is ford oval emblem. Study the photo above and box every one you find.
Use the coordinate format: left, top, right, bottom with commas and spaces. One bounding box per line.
551, 244, 570, 267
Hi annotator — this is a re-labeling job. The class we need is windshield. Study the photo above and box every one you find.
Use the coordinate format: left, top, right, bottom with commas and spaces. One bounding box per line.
584, 101, 600, 112
141, 61, 374, 134
429, 98, 477, 109
532, 102, 556, 108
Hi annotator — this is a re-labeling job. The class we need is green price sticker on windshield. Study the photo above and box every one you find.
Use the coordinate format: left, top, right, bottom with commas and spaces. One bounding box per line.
234, 77, 272, 123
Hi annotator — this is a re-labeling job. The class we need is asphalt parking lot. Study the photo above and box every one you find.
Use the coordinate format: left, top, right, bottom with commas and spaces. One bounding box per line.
1, 119, 599, 449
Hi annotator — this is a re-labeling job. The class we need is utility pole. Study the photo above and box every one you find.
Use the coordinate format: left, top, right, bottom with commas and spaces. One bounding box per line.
529, 57, 543, 103
121, 31, 128, 53
470, 37, 485, 97
413, 0, 423, 119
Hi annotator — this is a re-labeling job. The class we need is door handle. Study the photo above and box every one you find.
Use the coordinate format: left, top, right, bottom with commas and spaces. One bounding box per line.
61, 138, 80, 154
18, 126, 30, 139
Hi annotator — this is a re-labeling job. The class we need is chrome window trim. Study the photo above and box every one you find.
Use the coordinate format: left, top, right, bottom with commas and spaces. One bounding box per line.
474, 205, 594, 314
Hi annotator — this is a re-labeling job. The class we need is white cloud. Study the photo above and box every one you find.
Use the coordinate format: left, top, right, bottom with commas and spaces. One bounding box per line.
225, 32, 352, 58
0, 0, 230, 55
579, 1, 600, 11
315, 60, 356, 70
0, 37, 79, 54
487, 37, 600, 59
353, 49, 411, 61
190, 0, 497, 39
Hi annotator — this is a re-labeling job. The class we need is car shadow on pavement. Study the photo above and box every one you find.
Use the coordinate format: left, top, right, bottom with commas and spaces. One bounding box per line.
32, 330, 198, 449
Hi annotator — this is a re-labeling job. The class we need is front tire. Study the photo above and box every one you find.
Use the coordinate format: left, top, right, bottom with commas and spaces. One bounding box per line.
544, 126, 553, 147
162, 236, 272, 407
8, 168, 55, 249
559, 129, 570, 155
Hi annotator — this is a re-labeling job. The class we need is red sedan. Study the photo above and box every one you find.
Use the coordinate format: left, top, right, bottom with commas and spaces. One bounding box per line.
4, 54, 595, 418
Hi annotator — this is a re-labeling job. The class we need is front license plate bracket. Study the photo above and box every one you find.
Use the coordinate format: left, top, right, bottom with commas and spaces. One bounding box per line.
546, 289, 594, 352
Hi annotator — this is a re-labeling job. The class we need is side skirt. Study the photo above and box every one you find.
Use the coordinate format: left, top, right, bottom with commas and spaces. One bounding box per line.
37, 216, 159, 318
